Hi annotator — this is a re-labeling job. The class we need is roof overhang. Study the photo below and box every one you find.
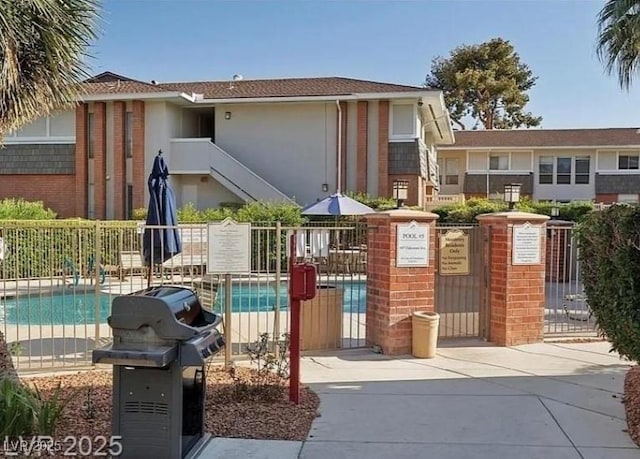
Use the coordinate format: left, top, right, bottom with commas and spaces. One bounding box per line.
418, 91, 455, 145
439, 144, 640, 150
78, 91, 196, 102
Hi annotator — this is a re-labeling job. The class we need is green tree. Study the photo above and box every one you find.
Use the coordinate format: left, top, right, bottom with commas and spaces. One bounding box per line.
0, 0, 99, 381
425, 38, 541, 130
596, 0, 640, 90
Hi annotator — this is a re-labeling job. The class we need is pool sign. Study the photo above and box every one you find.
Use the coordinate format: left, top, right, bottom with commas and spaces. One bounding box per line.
439, 230, 469, 275
512, 222, 542, 265
396, 220, 429, 267
207, 218, 251, 274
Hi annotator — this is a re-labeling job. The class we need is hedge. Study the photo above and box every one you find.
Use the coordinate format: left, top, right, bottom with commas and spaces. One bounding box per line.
576, 204, 640, 362
432, 198, 595, 223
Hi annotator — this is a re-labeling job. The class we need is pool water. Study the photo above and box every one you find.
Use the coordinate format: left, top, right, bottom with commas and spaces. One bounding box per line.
0, 282, 367, 325
216, 282, 367, 314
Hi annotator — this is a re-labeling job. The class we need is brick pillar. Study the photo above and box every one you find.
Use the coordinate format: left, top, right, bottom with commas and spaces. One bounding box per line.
113, 101, 126, 220
356, 101, 368, 193
477, 212, 549, 346
132, 100, 146, 210
365, 209, 438, 355
337, 101, 348, 192
93, 102, 107, 220
74, 103, 88, 217
377, 101, 389, 197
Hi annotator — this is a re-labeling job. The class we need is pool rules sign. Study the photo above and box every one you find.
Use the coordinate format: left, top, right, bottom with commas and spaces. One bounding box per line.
512, 222, 543, 265
207, 218, 251, 274
396, 220, 429, 267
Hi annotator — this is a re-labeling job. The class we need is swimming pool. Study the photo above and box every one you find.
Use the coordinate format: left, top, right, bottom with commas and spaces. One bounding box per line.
0, 282, 367, 325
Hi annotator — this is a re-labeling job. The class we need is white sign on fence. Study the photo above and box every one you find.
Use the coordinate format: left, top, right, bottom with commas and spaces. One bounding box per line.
396, 220, 429, 267
207, 218, 251, 274
512, 222, 542, 265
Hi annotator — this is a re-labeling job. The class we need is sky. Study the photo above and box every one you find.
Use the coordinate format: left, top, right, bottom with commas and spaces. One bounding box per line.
92, 0, 640, 129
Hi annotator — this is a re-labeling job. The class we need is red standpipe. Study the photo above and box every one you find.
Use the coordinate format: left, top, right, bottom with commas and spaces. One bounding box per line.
289, 233, 300, 404
288, 232, 317, 405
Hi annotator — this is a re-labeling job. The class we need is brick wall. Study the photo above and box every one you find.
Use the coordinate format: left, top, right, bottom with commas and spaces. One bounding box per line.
93, 102, 107, 219
75, 103, 88, 217
595, 193, 618, 204
356, 101, 368, 193
365, 209, 438, 355
113, 101, 126, 220
477, 212, 549, 346
132, 100, 145, 210
377, 101, 389, 197
0, 175, 77, 217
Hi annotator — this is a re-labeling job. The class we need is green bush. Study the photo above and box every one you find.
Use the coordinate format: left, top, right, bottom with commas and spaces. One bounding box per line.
345, 191, 396, 210
576, 204, 640, 362
0, 198, 56, 220
0, 379, 75, 438
432, 198, 595, 223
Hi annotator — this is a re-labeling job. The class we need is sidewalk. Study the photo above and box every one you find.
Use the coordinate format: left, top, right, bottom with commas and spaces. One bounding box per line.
198, 341, 639, 459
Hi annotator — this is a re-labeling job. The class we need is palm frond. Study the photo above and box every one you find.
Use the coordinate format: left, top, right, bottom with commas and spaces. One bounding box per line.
596, 0, 640, 90
0, 0, 100, 137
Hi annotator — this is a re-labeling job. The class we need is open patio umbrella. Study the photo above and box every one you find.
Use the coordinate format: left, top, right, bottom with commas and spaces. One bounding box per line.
301, 193, 374, 217
143, 151, 181, 287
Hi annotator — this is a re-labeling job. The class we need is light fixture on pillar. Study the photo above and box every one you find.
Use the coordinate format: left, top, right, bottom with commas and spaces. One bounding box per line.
503, 183, 521, 211
393, 179, 409, 208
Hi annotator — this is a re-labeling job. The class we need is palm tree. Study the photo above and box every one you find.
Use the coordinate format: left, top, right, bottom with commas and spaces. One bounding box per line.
0, 0, 99, 137
0, 0, 99, 380
596, 0, 640, 90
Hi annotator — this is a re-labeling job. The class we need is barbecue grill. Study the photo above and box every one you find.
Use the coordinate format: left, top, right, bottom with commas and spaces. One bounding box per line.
93, 286, 225, 459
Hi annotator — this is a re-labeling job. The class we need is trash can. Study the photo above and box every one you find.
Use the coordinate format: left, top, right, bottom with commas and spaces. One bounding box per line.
412, 311, 440, 358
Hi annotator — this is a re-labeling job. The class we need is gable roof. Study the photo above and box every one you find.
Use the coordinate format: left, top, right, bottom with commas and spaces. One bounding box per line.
443, 128, 640, 149
81, 73, 430, 99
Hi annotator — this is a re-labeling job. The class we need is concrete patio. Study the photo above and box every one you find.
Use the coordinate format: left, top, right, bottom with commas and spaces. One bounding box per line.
198, 340, 638, 459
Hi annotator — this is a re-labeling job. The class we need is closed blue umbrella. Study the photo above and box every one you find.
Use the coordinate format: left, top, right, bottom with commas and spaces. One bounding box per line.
143, 151, 181, 286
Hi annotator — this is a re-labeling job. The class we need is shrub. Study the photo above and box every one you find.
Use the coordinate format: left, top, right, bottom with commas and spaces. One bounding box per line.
0, 379, 75, 438
346, 191, 396, 210
576, 204, 640, 362
0, 198, 56, 220
432, 198, 595, 223
234, 201, 305, 226
132, 208, 147, 220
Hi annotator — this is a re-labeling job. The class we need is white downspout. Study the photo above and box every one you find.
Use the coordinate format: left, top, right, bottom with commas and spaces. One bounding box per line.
336, 100, 342, 194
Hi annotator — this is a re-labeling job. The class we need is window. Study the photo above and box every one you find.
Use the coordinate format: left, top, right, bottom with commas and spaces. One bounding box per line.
556, 157, 572, 184
437, 159, 443, 186
618, 154, 639, 170
87, 113, 95, 159
489, 155, 508, 170
539, 156, 553, 184
575, 156, 590, 184
125, 112, 133, 158
445, 158, 459, 185
126, 184, 133, 219
391, 104, 414, 137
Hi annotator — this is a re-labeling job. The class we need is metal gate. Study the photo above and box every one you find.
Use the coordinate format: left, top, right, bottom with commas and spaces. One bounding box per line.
434, 224, 490, 339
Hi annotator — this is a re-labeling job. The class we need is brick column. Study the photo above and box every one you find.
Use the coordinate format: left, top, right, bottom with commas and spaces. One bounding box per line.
337, 101, 348, 192
113, 101, 126, 220
132, 100, 146, 210
377, 101, 389, 197
476, 212, 549, 346
74, 103, 88, 217
365, 209, 438, 355
356, 101, 368, 193
94, 102, 107, 220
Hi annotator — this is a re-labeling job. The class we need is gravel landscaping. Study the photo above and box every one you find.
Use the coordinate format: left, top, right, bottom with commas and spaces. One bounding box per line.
625, 365, 640, 447
16, 365, 319, 453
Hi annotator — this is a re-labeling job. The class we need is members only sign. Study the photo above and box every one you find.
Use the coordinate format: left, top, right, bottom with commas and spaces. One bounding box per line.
396, 220, 429, 267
